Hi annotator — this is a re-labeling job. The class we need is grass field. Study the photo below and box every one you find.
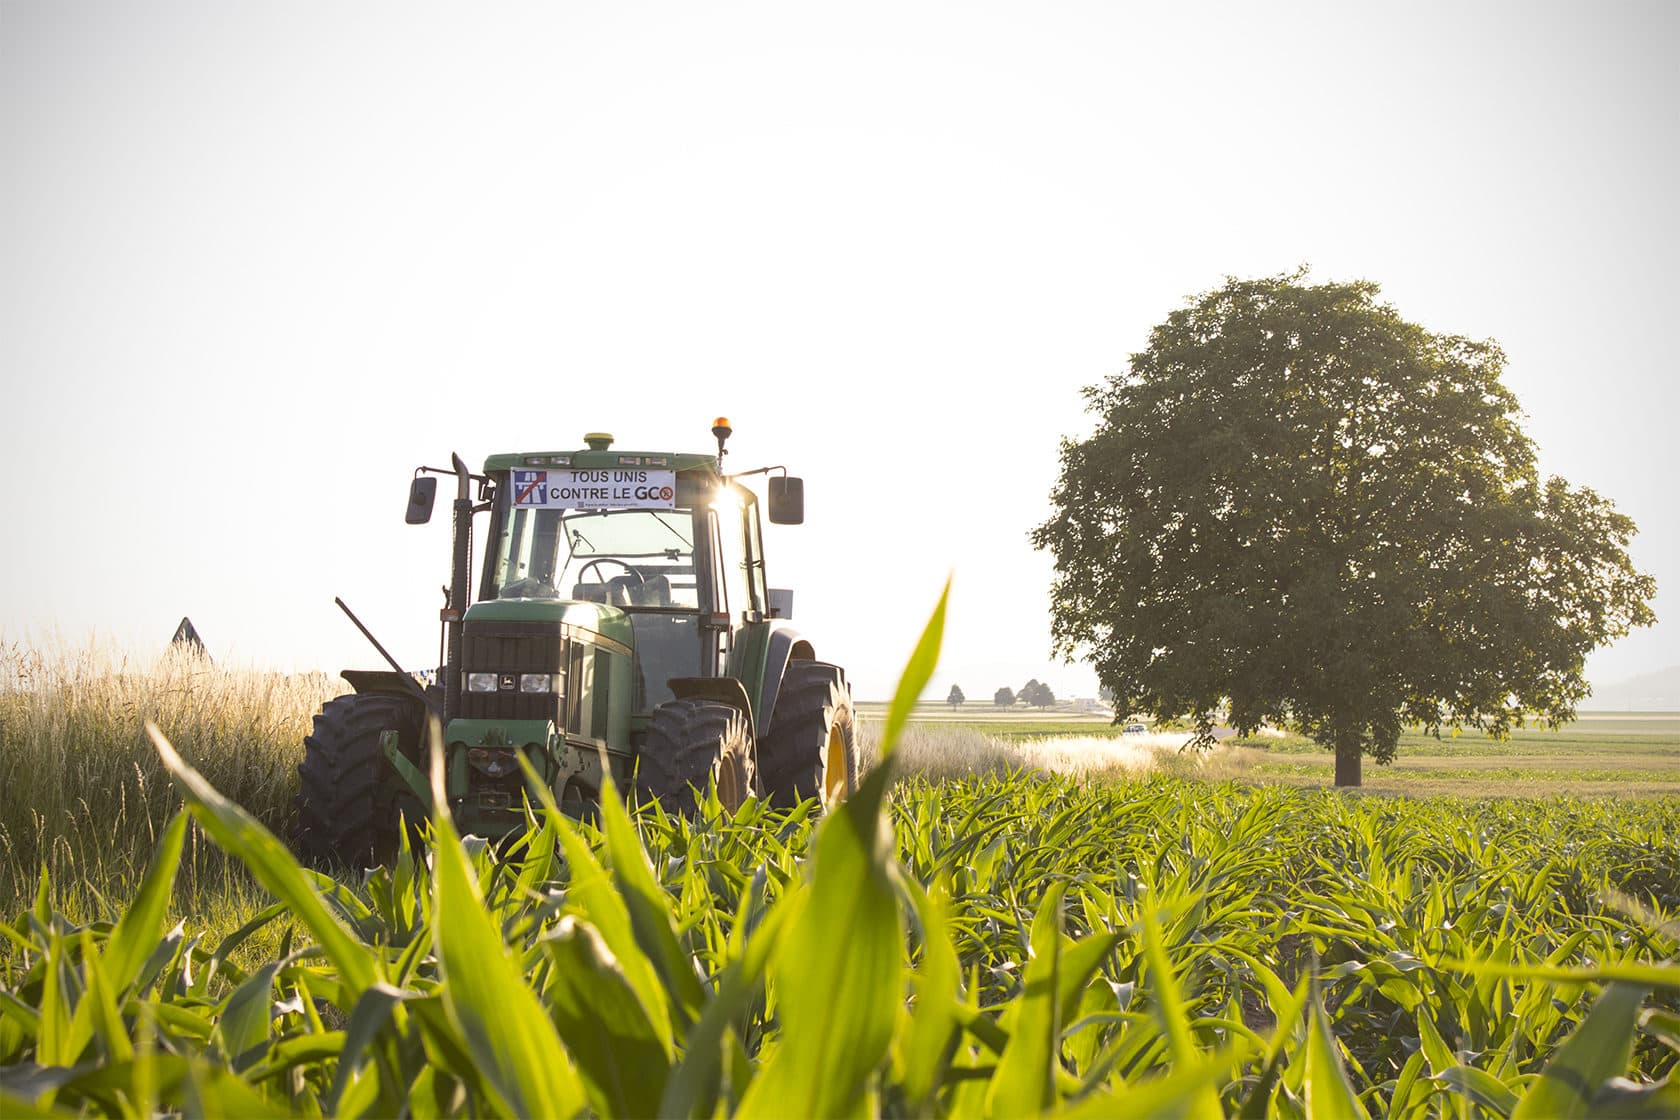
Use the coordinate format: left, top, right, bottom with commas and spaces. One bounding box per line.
4, 653, 1676, 918
869, 701, 1680, 798
4, 632, 1679, 1117
5, 641, 1680, 1116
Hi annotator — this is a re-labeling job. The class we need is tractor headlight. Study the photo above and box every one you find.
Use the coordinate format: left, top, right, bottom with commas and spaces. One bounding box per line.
466, 672, 497, 693
519, 673, 559, 694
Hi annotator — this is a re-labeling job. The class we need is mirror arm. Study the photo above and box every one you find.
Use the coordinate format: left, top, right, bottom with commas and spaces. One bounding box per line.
724, 464, 787, 482
414, 463, 493, 486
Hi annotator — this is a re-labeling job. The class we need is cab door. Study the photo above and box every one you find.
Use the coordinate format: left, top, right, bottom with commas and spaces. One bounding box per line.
703, 486, 761, 675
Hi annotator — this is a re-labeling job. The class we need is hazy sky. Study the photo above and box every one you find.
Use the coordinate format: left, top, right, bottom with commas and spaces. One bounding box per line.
3, 2, 1676, 704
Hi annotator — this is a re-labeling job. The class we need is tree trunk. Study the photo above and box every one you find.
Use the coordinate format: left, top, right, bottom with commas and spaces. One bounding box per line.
1334, 732, 1363, 788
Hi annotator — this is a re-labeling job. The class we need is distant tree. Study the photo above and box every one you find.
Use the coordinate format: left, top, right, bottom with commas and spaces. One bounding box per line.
947, 684, 966, 709
994, 686, 1016, 707
1034, 271, 1656, 786
1018, 680, 1055, 708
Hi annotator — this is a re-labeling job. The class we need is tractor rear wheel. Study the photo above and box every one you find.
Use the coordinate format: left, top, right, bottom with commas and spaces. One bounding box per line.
760, 661, 857, 809
635, 699, 754, 816
295, 692, 423, 867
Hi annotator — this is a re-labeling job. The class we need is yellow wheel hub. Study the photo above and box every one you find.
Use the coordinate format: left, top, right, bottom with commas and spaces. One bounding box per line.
717, 757, 742, 811
823, 722, 850, 805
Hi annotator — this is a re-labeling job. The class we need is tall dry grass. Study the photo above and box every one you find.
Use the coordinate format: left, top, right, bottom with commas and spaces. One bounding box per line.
1, 640, 1248, 912
0, 640, 337, 913
858, 718, 1257, 783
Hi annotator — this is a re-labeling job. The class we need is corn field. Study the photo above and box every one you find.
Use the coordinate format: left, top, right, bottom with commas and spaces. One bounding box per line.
3, 607, 1679, 1117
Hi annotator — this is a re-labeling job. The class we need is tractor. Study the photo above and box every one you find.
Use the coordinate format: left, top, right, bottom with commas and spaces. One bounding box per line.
294, 421, 857, 866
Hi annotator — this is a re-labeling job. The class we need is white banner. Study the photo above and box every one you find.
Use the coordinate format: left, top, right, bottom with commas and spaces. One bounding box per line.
510, 468, 677, 510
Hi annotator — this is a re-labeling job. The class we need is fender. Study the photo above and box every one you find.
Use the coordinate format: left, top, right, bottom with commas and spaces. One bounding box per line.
729, 621, 813, 735
668, 676, 758, 744
338, 669, 441, 723
340, 669, 429, 700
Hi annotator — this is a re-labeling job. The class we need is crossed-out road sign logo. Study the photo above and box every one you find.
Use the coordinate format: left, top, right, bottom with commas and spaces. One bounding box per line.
512, 470, 547, 505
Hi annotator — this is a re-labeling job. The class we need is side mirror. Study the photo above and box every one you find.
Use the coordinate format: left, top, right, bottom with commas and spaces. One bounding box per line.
406, 476, 438, 524
768, 588, 794, 619
768, 476, 804, 525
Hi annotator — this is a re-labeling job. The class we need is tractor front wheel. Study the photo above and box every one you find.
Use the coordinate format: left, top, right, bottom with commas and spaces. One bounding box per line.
760, 661, 857, 809
635, 699, 754, 816
295, 692, 423, 867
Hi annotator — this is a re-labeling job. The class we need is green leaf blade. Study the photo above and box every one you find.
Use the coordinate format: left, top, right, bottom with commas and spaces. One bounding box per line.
1513, 982, 1648, 1119
429, 776, 587, 1119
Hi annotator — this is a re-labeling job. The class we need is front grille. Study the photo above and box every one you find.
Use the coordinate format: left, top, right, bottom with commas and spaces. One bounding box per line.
460, 620, 565, 722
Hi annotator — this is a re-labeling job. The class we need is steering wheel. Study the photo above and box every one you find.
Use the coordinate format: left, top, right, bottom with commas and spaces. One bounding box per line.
576, 558, 645, 588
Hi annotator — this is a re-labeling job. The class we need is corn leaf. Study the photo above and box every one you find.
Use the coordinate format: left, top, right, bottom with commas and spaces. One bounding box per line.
103, 811, 187, 999
1236, 973, 1311, 1119
659, 889, 794, 1118
427, 744, 587, 1119
737, 587, 946, 1118
1444, 958, 1680, 990
594, 770, 706, 1025
541, 914, 672, 1118
1434, 1064, 1519, 1115
985, 880, 1067, 1117
321, 982, 408, 1115
899, 877, 963, 1112
213, 960, 280, 1073
1513, 982, 1648, 1119
1583, 1077, 1680, 1119
1304, 991, 1371, 1120
877, 578, 950, 759
145, 724, 379, 998
1067, 1051, 1231, 1119
739, 760, 903, 1119
517, 751, 674, 1053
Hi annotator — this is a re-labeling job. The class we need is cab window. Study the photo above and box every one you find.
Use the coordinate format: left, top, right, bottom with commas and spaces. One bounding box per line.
710, 484, 760, 621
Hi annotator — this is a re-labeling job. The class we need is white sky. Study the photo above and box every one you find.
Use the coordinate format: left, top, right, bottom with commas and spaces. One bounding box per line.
3, 1, 1676, 705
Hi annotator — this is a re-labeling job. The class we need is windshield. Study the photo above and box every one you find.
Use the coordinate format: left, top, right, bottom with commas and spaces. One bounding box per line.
493, 507, 700, 608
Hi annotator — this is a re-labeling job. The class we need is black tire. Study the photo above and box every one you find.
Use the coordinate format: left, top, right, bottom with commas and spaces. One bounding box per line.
760, 661, 857, 809
635, 700, 754, 816
295, 692, 425, 868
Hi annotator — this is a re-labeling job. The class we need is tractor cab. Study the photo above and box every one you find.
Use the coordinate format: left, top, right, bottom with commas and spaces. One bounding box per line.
482, 464, 766, 709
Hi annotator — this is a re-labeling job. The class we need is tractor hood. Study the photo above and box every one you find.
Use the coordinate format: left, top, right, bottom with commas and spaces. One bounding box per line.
461, 597, 635, 649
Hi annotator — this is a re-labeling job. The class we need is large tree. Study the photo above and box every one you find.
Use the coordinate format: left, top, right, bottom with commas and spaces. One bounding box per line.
1033, 273, 1656, 786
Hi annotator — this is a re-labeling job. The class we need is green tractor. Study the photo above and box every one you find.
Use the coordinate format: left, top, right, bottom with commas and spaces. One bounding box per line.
295, 421, 857, 866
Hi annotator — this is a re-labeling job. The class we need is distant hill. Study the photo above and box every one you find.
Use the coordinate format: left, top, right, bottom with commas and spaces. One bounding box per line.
1586, 666, 1680, 712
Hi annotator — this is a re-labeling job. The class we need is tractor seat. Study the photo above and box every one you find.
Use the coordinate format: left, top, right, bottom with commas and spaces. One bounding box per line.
573, 575, 672, 607
633, 575, 672, 607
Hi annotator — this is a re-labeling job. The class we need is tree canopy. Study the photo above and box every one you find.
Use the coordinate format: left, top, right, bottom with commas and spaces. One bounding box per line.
1019, 680, 1056, 709
947, 684, 966, 708
1033, 272, 1656, 785
994, 686, 1016, 707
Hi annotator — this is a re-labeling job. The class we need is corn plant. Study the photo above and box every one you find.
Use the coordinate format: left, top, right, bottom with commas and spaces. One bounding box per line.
3, 590, 1679, 1116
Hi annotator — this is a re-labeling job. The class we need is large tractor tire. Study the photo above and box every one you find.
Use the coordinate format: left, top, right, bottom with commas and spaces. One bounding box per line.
295, 692, 424, 868
760, 660, 857, 809
635, 699, 754, 816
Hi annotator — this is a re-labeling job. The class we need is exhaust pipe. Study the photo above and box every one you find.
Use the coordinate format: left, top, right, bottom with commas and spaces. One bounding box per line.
444, 452, 473, 722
